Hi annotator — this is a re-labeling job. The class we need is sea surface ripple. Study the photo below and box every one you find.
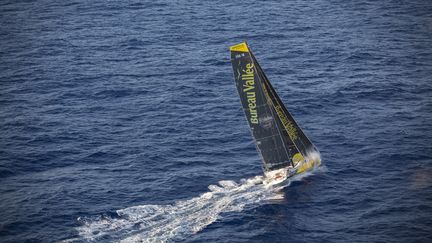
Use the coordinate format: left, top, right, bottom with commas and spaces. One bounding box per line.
1, 0, 431, 242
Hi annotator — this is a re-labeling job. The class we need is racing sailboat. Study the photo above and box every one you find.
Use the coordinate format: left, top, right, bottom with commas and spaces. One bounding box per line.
230, 42, 321, 186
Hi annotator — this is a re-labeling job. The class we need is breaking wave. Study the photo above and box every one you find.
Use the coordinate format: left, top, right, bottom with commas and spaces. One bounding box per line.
71, 168, 323, 243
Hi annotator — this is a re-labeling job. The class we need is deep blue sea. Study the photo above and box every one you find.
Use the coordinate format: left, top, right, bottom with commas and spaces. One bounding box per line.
1, 0, 432, 242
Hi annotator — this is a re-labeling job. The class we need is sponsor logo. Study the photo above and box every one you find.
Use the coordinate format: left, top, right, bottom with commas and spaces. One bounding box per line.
242, 63, 258, 124
274, 105, 298, 140
259, 116, 273, 129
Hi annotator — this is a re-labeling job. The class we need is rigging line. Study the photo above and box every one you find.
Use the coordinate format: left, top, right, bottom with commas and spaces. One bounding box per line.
248, 48, 294, 167
260, 63, 317, 154
259, 70, 295, 167
250, 52, 312, 157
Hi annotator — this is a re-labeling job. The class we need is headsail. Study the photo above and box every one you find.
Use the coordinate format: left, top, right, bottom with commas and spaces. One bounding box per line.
230, 42, 319, 172
250, 51, 319, 159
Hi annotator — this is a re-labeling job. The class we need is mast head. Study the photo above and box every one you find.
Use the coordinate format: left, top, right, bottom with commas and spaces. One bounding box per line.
229, 42, 250, 53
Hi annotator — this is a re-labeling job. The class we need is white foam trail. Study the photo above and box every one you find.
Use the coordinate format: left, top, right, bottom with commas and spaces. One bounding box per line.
74, 169, 323, 242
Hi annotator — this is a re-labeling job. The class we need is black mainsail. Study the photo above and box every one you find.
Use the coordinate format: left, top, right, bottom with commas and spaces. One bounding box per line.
230, 42, 319, 173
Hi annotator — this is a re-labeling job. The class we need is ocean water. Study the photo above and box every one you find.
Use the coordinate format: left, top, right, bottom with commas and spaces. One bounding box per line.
1, 0, 432, 242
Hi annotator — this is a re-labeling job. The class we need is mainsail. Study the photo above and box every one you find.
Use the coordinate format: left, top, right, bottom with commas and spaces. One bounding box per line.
230, 42, 319, 172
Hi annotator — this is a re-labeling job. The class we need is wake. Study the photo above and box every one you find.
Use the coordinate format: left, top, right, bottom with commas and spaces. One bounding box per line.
72, 169, 322, 242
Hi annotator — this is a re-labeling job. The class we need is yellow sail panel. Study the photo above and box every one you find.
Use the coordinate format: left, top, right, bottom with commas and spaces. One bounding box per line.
229, 42, 249, 52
